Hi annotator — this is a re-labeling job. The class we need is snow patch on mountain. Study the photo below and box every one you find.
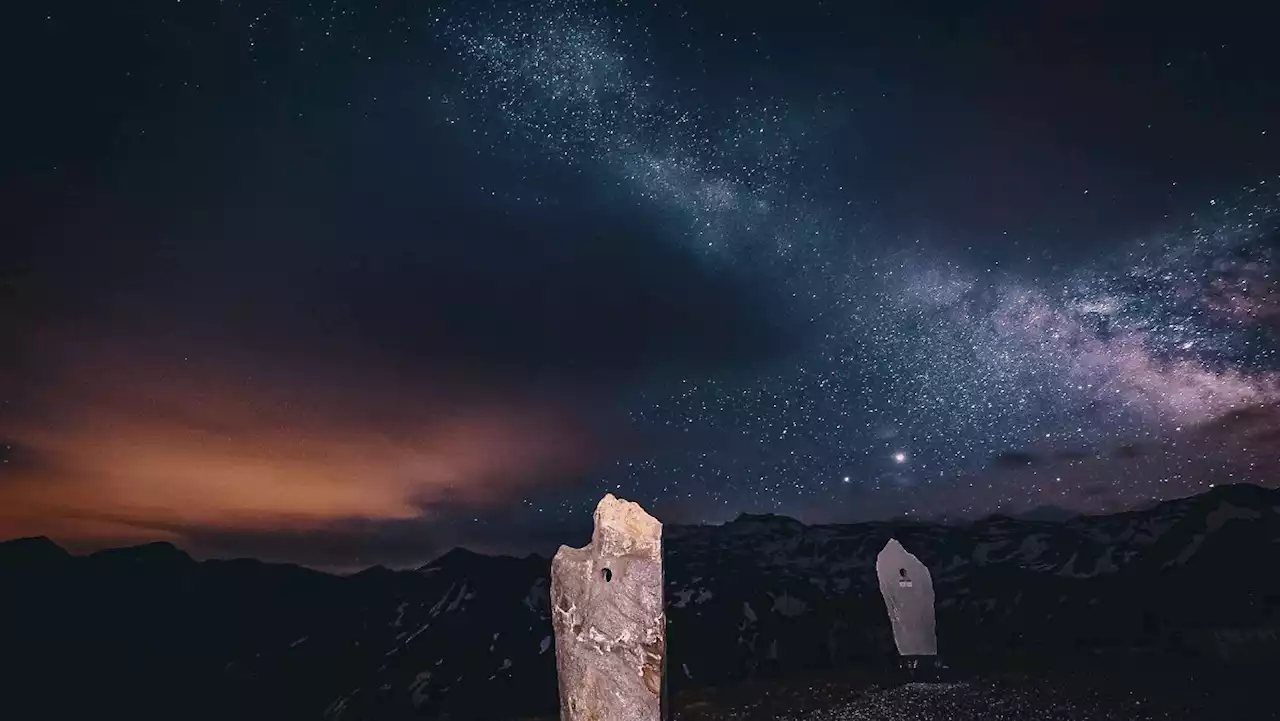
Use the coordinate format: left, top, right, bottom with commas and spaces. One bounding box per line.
408, 671, 431, 708
523, 577, 548, 613
769, 591, 809, 617
1206, 502, 1262, 531
973, 541, 1010, 564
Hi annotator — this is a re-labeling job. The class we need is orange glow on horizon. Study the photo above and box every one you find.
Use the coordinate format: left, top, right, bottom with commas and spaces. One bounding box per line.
0, 340, 595, 551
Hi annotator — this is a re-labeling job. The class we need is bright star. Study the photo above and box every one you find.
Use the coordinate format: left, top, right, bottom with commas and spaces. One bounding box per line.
892, 452, 907, 464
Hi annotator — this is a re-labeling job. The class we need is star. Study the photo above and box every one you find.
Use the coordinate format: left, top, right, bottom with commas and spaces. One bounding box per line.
6, 0, 1280, 566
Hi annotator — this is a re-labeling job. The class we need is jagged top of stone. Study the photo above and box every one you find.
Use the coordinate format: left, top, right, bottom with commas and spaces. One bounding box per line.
877, 537, 933, 577
590, 493, 661, 560
877, 538, 927, 566
880, 537, 906, 555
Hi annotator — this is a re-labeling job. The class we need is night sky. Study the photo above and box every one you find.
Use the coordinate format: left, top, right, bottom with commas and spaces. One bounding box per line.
3, 0, 1278, 570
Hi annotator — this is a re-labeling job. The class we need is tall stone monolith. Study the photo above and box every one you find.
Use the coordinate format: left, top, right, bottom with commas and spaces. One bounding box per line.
875, 538, 938, 659
551, 494, 665, 721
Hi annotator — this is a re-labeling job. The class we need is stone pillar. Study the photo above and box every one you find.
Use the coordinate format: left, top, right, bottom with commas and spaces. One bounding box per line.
551, 494, 665, 721
875, 538, 938, 659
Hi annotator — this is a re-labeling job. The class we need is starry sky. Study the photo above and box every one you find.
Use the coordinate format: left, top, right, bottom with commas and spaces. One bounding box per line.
3, 0, 1279, 570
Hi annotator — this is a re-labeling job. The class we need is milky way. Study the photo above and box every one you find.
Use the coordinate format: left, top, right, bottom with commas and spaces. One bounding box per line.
10, 0, 1277, 560
439, 0, 805, 259
438, 0, 1280, 520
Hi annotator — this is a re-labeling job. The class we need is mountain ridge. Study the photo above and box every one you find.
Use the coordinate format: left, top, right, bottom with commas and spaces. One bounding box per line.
4, 482, 1270, 572
1, 483, 1277, 721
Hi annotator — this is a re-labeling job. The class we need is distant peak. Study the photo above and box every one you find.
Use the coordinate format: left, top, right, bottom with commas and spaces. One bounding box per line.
730, 512, 802, 526
350, 564, 396, 579
1198, 482, 1276, 503
435, 546, 483, 562
0, 535, 63, 551
418, 546, 545, 573
418, 546, 489, 572
1015, 505, 1079, 522
0, 536, 70, 565
134, 541, 183, 553
89, 541, 192, 564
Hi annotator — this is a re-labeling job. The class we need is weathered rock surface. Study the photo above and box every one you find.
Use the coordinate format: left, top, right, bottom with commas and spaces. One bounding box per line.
876, 539, 937, 657
551, 494, 665, 721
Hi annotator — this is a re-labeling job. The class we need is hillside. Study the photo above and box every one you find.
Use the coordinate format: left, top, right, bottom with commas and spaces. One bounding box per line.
1, 484, 1278, 720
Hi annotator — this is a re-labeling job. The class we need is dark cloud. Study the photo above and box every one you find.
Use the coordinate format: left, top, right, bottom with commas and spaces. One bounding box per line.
992, 450, 1041, 469
1113, 443, 1147, 459
1, 43, 796, 562
1209, 404, 1279, 435
1201, 227, 1280, 327
323, 220, 794, 385
12, 81, 794, 394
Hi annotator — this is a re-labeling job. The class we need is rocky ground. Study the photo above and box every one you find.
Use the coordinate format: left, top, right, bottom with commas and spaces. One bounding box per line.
510, 660, 1275, 721
669, 664, 1276, 721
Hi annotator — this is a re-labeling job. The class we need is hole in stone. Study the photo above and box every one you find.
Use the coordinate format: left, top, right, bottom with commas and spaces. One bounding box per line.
601, 567, 612, 582
898, 568, 907, 578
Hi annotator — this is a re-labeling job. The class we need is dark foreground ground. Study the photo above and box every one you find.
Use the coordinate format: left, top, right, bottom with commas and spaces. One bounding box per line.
5, 485, 1278, 721
664, 662, 1275, 721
